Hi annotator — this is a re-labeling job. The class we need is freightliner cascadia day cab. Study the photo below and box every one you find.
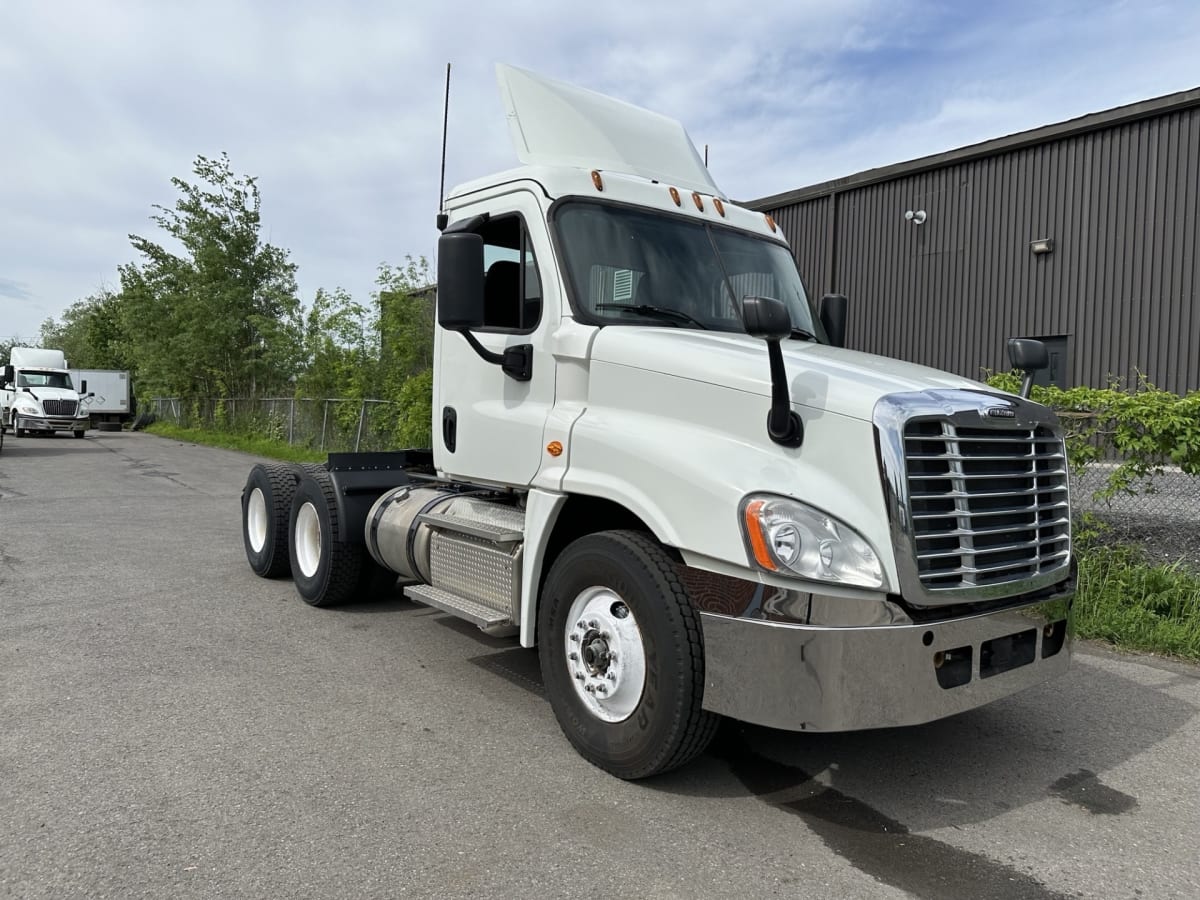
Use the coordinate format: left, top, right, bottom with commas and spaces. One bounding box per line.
2, 347, 93, 439
240, 66, 1074, 779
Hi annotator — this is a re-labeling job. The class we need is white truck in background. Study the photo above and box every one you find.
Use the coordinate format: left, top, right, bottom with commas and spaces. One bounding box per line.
239, 66, 1075, 779
70, 368, 133, 430
1, 347, 93, 439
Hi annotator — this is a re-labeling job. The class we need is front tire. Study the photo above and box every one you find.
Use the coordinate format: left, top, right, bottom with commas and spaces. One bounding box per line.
72, 430, 86, 439
538, 530, 718, 780
288, 470, 365, 607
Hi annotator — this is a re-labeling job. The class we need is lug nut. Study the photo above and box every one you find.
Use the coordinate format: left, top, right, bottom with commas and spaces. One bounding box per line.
607, 672, 616, 682
588, 620, 598, 629
569, 634, 579, 642
585, 685, 595, 693
575, 673, 584, 681
596, 685, 608, 695
568, 652, 578, 661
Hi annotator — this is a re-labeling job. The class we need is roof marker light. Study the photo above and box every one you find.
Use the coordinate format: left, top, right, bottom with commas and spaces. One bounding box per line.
713, 198, 726, 217
591, 170, 604, 191
668, 186, 681, 206
765, 214, 777, 233
692, 192, 704, 211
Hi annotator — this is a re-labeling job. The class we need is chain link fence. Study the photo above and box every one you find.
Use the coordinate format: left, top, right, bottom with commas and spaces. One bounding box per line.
147, 395, 1197, 552
148, 397, 431, 452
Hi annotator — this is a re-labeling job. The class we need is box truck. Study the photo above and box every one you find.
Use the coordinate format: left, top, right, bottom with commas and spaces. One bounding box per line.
71, 369, 133, 429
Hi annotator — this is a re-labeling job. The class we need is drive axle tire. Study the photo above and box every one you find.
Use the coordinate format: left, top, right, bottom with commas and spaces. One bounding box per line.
288, 470, 365, 607
538, 530, 718, 780
73, 430, 86, 439
242, 463, 299, 578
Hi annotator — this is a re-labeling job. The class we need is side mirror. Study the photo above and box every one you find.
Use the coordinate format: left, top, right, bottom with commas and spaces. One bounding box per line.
819, 293, 848, 349
741, 295, 791, 341
81, 380, 88, 393
437, 232, 485, 330
741, 295, 803, 448
2, 364, 12, 386
1006, 338, 1049, 399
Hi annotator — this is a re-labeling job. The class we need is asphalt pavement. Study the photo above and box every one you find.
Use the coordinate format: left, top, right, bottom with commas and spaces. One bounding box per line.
2, 431, 1198, 899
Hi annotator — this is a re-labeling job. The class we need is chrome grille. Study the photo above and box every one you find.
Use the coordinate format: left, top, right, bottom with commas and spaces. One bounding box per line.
904, 420, 1071, 590
43, 399, 79, 417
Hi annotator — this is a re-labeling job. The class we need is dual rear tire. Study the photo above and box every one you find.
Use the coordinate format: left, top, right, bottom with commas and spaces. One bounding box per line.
241, 462, 392, 606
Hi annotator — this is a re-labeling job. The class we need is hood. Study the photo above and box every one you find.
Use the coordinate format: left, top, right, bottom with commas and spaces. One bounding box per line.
495, 64, 720, 196
589, 328, 990, 422
18, 386, 79, 404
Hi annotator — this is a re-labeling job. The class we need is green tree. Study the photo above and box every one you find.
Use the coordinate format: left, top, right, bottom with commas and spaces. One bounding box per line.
38, 289, 132, 370
120, 153, 303, 400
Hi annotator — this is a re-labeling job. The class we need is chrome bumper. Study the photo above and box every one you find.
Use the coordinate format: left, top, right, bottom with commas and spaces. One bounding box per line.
15, 415, 88, 432
699, 593, 1072, 732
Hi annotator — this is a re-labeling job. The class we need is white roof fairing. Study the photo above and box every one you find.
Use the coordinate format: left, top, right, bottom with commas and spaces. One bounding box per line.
495, 64, 722, 197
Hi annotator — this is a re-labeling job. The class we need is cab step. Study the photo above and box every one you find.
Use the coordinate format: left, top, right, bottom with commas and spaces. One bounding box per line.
405, 584, 518, 637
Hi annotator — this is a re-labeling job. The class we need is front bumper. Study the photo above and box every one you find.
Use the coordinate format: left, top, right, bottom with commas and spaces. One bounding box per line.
15, 414, 89, 432
699, 592, 1073, 731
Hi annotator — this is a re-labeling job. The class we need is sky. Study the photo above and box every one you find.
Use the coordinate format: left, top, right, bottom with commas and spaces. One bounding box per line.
2, 0, 1198, 341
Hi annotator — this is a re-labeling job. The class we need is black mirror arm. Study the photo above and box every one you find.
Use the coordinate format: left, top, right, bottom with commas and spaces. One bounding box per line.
459, 330, 533, 382
766, 340, 804, 448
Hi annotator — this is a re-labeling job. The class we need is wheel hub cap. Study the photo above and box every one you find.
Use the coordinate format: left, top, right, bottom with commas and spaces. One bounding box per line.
247, 488, 268, 553
564, 588, 646, 723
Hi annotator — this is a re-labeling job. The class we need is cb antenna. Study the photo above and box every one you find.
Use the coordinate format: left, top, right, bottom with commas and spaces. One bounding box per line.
436, 62, 452, 231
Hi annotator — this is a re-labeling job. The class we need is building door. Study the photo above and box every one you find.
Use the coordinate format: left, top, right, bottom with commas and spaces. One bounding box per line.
1030, 335, 1069, 388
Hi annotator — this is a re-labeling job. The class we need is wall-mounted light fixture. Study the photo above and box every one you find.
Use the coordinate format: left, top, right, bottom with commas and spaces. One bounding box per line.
904, 209, 927, 225
1030, 238, 1055, 255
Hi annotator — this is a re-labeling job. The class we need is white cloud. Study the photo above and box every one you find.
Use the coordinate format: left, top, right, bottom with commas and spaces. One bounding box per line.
1, 0, 1197, 341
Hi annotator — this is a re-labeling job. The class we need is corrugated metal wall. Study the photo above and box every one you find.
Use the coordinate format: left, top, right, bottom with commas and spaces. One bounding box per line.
764, 101, 1200, 393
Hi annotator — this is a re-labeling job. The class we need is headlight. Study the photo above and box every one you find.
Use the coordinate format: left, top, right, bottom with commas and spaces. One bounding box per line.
740, 494, 886, 589
15, 400, 39, 414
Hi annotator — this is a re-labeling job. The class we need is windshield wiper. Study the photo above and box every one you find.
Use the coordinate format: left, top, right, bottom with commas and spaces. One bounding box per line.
788, 328, 819, 342
595, 304, 708, 329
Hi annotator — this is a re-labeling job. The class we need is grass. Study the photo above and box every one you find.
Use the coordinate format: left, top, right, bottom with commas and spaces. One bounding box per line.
1074, 532, 1200, 661
145, 422, 327, 463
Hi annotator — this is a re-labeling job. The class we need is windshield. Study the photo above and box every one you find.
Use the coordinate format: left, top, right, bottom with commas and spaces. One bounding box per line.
553, 201, 823, 339
17, 370, 73, 389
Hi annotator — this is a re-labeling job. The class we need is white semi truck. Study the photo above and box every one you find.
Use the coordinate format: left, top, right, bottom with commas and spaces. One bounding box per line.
2, 347, 92, 439
240, 66, 1074, 779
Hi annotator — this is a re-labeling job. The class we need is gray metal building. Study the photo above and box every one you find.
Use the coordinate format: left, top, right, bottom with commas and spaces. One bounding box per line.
750, 88, 1200, 393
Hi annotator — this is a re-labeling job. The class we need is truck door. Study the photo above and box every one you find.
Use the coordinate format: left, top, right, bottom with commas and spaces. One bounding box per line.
434, 190, 557, 486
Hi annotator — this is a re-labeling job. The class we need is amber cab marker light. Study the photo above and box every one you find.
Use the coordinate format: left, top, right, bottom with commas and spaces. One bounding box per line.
764, 214, 777, 232
591, 170, 604, 191
668, 186, 681, 206
713, 198, 726, 217
546, 441, 563, 457
692, 192, 704, 211
743, 499, 778, 571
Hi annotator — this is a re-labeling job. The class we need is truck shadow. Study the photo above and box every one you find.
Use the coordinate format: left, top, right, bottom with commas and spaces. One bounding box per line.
0, 441, 108, 458
462, 636, 1195, 833
650, 653, 1195, 824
